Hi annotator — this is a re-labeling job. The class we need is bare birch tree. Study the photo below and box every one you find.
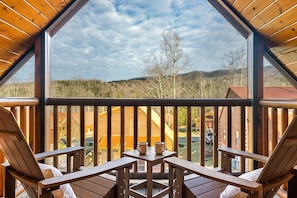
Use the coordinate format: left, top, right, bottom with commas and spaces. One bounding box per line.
143, 30, 189, 98
222, 47, 246, 86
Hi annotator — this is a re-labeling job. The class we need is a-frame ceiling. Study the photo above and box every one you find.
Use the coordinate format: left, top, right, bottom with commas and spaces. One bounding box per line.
1, 0, 297, 86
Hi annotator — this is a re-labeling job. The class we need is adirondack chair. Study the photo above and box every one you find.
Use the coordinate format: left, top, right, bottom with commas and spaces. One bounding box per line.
0, 106, 136, 198
165, 116, 297, 198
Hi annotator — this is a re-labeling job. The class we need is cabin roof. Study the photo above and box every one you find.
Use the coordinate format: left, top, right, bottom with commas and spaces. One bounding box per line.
227, 86, 297, 99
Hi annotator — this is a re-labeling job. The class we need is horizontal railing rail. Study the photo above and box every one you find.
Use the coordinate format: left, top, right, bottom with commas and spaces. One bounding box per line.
46, 98, 251, 106
0, 97, 39, 107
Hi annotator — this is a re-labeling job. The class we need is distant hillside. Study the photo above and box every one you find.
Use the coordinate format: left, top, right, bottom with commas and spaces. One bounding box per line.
122, 65, 278, 82
179, 65, 278, 80
0, 65, 290, 98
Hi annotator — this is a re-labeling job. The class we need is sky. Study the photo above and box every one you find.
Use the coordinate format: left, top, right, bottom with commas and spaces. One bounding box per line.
17, 0, 246, 82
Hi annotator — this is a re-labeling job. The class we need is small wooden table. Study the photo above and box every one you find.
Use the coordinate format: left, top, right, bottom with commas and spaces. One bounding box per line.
123, 147, 176, 198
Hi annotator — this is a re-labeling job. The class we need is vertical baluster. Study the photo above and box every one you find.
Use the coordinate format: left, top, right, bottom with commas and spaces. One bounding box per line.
133, 106, 138, 149
213, 106, 219, 167
161, 106, 165, 143
227, 106, 232, 148
240, 105, 246, 172
271, 107, 278, 150
173, 106, 178, 152
20, 106, 27, 140
120, 106, 125, 157
147, 106, 152, 147
280, 108, 288, 136
29, 106, 36, 152
53, 105, 58, 167
66, 106, 72, 171
107, 106, 112, 161
200, 106, 205, 166
186, 106, 192, 161
94, 106, 98, 165
262, 106, 268, 157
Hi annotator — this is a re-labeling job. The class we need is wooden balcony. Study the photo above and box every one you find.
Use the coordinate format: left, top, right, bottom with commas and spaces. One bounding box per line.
1, 97, 296, 197
2, 0, 297, 197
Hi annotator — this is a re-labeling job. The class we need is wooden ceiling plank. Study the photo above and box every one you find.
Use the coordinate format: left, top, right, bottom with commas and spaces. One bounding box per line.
268, 23, 297, 46
0, 36, 28, 55
2, 0, 49, 29
257, 4, 297, 36
46, 0, 69, 12
286, 63, 297, 76
270, 40, 297, 56
277, 51, 297, 65
0, 62, 11, 73
231, 0, 254, 13
0, 48, 20, 63
250, 1, 297, 30
28, 0, 59, 20
241, 0, 275, 21
270, 44, 297, 56
0, 20, 32, 47
0, 2, 41, 35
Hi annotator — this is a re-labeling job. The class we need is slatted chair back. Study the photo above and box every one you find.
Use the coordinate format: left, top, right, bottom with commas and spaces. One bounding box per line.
257, 116, 297, 197
0, 107, 44, 197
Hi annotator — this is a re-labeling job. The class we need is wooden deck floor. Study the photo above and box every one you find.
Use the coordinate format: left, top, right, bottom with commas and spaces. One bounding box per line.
16, 179, 171, 198
16, 179, 284, 198
129, 179, 171, 198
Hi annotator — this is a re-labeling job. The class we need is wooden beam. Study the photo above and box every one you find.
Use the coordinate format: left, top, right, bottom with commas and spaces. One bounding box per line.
264, 48, 297, 89
35, 31, 51, 153
47, 0, 89, 36
247, 32, 264, 168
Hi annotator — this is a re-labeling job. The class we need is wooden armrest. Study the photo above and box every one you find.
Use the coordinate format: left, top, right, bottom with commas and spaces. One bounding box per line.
219, 146, 269, 163
38, 157, 136, 190
34, 146, 84, 161
164, 157, 262, 193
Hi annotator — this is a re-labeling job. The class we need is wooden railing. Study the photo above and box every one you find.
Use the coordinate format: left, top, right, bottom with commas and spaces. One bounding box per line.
46, 98, 252, 168
260, 99, 297, 156
1, 97, 297, 196
1, 97, 297, 169
0, 98, 39, 150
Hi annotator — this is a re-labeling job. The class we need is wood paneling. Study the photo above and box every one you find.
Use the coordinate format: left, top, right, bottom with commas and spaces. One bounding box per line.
0, 20, 32, 47
257, 5, 297, 36
0, 36, 28, 54
2, 0, 49, 28
241, 0, 275, 21
230, 0, 254, 13
250, 1, 297, 29
0, 0, 75, 80
0, 48, 20, 63
224, 0, 297, 79
270, 41, 297, 56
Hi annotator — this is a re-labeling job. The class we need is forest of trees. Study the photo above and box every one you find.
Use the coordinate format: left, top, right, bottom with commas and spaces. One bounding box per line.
0, 65, 291, 98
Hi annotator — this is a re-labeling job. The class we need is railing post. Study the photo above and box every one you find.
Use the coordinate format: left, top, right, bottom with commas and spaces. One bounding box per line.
35, 31, 51, 153
247, 32, 264, 169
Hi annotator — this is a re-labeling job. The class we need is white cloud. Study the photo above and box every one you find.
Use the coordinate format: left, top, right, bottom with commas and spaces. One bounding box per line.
49, 0, 246, 81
